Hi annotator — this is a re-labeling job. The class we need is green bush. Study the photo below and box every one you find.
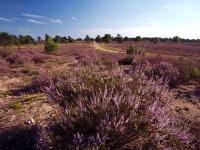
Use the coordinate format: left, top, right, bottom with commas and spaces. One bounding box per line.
44, 37, 58, 52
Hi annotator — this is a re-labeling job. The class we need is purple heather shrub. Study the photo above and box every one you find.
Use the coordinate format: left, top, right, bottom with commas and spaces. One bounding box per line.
0, 50, 12, 58
0, 59, 10, 73
6, 54, 24, 65
43, 59, 193, 149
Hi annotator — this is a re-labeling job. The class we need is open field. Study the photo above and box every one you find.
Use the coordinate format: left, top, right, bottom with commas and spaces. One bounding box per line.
0, 42, 200, 149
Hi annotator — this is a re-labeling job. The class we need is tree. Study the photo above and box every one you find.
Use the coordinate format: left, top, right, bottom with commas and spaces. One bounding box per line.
61, 36, 68, 43
0, 32, 12, 46
95, 35, 102, 43
84, 35, 92, 43
24, 35, 35, 44
37, 36, 43, 44
124, 36, 129, 41
45, 34, 50, 42
172, 36, 181, 43
116, 34, 123, 43
54, 35, 62, 43
154, 37, 161, 44
44, 37, 58, 52
68, 36, 74, 43
102, 34, 112, 43
135, 36, 142, 42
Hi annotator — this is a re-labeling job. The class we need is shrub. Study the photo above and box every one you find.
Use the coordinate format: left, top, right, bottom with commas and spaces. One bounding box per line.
118, 56, 133, 65
32, 56, 45, 63
127, 44, 145, 56
43, 61, 193, 149
150, 61, 180, 87
0, 50, 11, 58
6, 54, 24, 65
0, 59, 10, 73
44, 37, 58, 52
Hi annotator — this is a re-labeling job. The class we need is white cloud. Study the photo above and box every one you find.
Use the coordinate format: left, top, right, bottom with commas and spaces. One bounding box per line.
50, 19, 63, 24
163, 6, 170, 9
22, 13, 46, 19
71, 17, 78, 21
0, 17, 14, 22
27, 19, 46, 24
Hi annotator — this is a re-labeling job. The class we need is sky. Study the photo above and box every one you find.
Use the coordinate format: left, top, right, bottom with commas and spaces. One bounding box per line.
0, 0, 200, 39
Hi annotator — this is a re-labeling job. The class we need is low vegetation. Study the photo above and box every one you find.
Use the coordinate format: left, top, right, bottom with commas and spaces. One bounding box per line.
0, 34, 200, 149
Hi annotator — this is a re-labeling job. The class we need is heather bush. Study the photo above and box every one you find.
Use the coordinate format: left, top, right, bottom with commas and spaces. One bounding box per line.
6, 54, 24, 65
43, 61, 193, 149
149, 61, 179, 87
32, 56, 45, 63
0, 59, 10, 73
0, 50, 11, 58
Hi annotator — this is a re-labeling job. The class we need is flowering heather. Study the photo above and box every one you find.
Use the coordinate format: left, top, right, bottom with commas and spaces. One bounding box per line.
0, 59, 10, 73
43, 60, 193, 149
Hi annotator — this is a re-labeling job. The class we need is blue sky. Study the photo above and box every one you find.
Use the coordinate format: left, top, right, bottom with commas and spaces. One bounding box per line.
0, 0, 200, 39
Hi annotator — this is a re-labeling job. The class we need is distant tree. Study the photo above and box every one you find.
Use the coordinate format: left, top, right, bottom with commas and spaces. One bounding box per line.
54, 35, 62, 43
154, 37, 161, 44
0, 32, 12, 46
10, 35, 20, 45
44, 37, 58, 52
37, 36, 43, 44
116, 34, 123, 43
172, 36, 181, 43
95, 35, 102, 43
84, 35, 92, 43
68, 36, 74, 43
25, 35, 35, 44
45, 34, 51, 42
76, 38, 83, 41
102, 34, 112, 43
135, 36, 142, 42
61, 36, 68, 43
124, 36, 129, 41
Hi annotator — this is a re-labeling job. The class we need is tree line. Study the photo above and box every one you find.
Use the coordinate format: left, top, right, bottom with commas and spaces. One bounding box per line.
84, 34, 200, 44
0, 32, 74, 47
1, 31, 200, 47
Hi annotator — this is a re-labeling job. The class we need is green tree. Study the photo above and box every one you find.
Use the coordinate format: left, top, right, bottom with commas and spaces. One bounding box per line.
45, 34, 50, 42
102, 34, 112, 43
135, 36, 142, 42
54, 35, 62, 43
95, 35, 102, 42
154, 37, 161, 44
68, 36, 74, 43
116, 34, 123, 43
84, 35, 92, 43
172, 36, 181, 43
61, 36, 68, 43
44, 37, 58, 52
0, 32, 12, 46
124, 36, 129, 41
37, 36, 43, 44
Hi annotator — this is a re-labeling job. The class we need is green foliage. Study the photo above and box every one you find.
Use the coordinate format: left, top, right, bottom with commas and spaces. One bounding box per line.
127, 44, 138, 55
135, 36, 142, 42
154, 37, 161, 44
173, 35, 181, 43
12, 102, 23, 109
95, 35, 102, 42
102, 34, 112, 43
44, 37, 58, 52
116, 34, 123, 43
84, 35, 92, 43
